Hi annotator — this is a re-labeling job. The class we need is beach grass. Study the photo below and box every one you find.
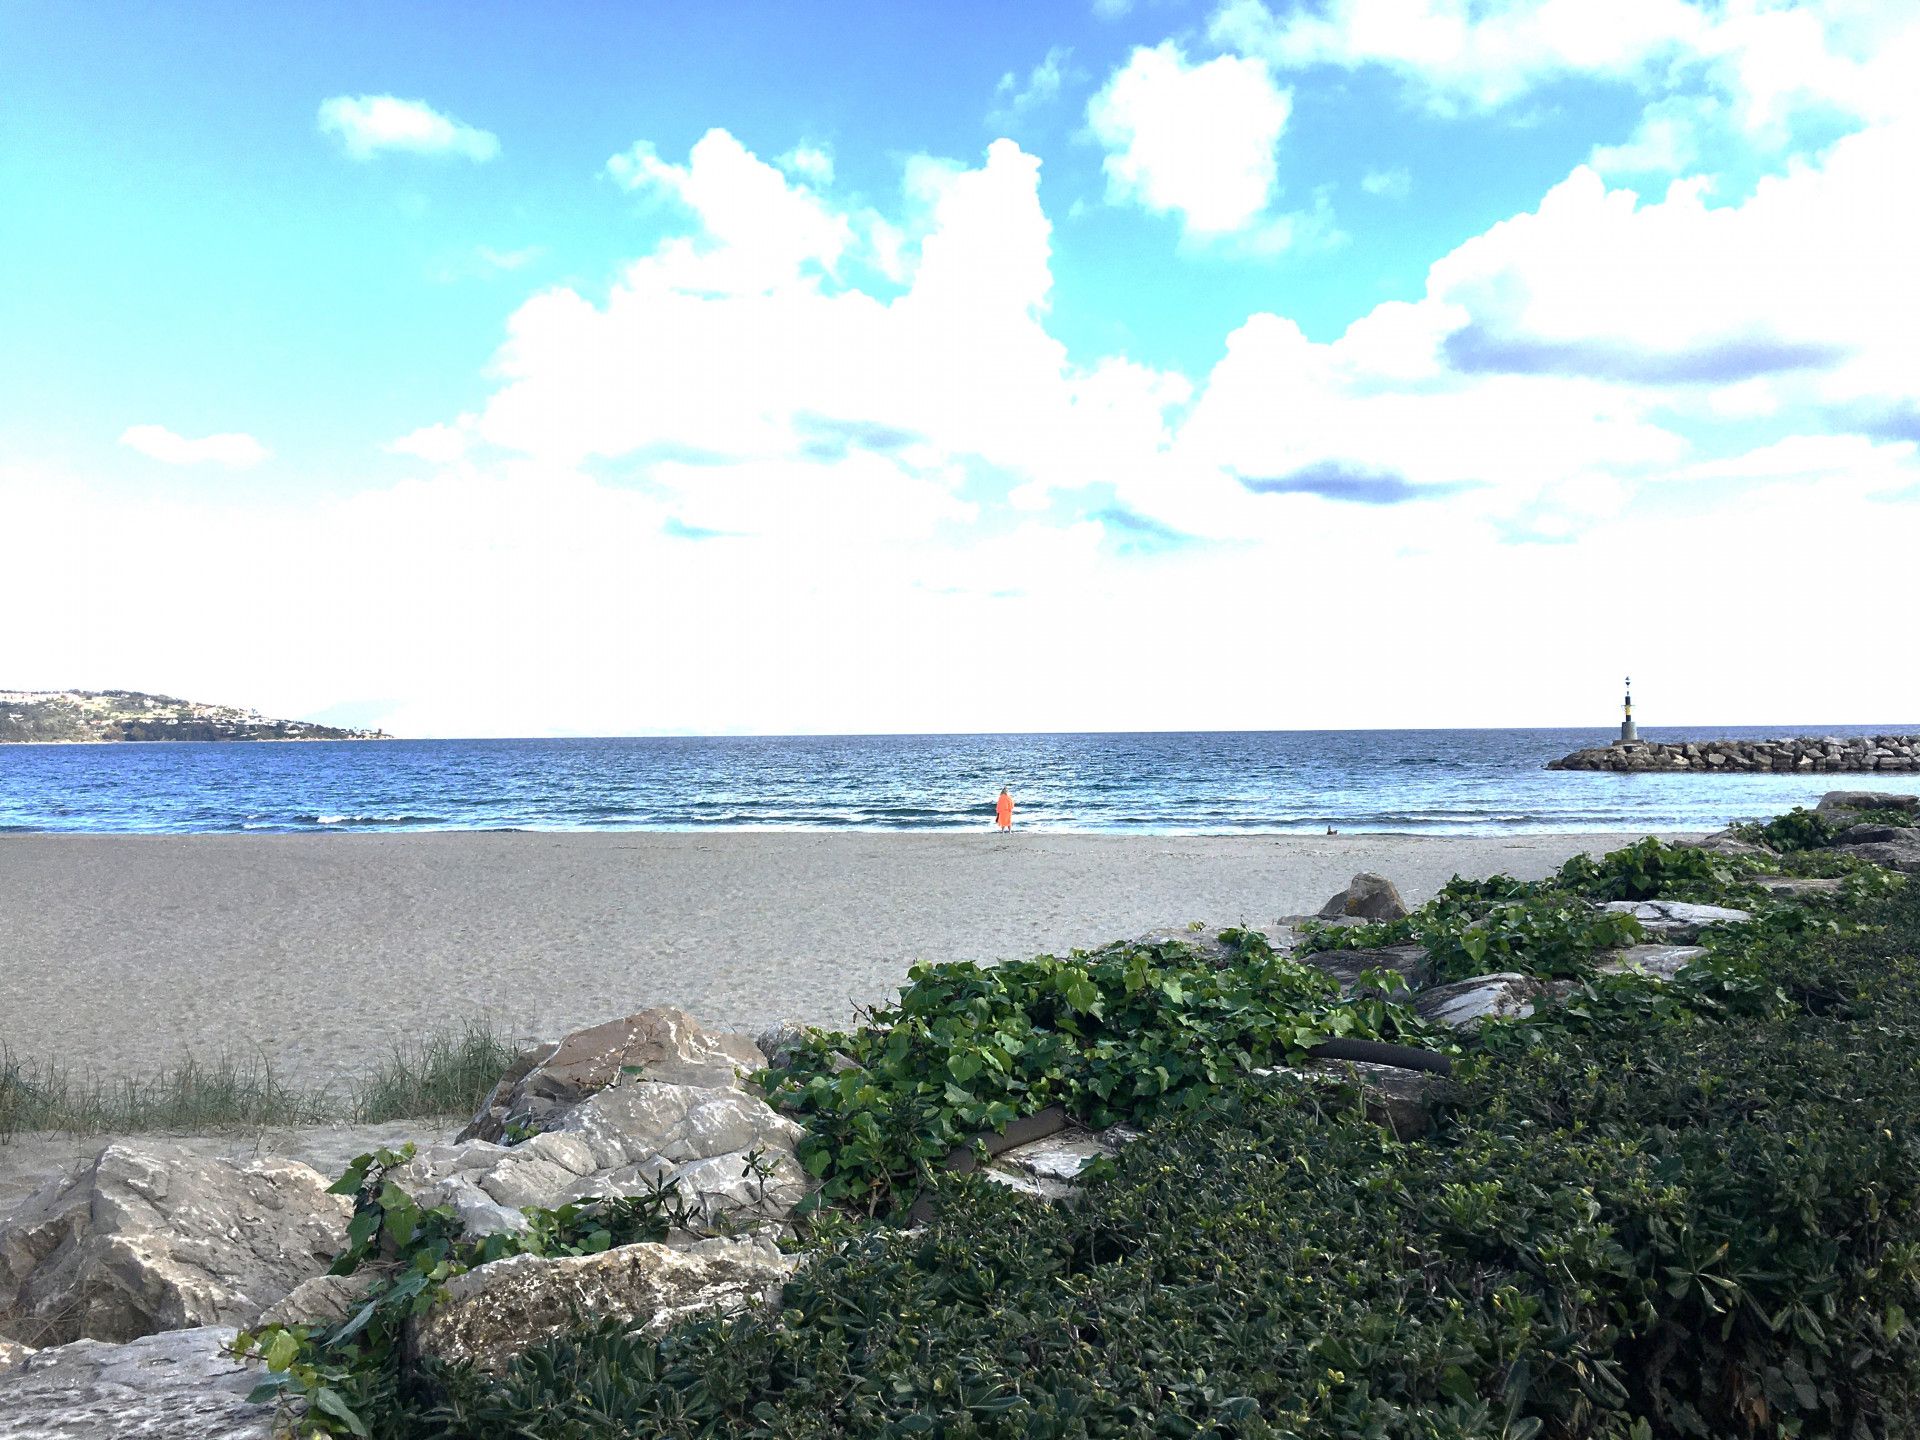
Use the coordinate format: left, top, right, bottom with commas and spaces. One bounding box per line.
0, 1021, 522, 1142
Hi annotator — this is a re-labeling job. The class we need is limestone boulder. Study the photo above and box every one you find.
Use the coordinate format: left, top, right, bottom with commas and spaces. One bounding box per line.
1317, 873, 1409, 923
1599, 944, 1708, 982
1693, 829, 1773, 858
256, 1272, 380, 1330
0, 1143, 349, 1347
1414, 973, 1546, 1032
1258, 1059, 1450, 1139
399, 1082, 809, 1236
1598, 899, 1750, 942
1300, 943, 1432, 996
1756, 876, 1845, 899
1836, 833, 1920, 873
979, 1126, 1138, 1204
410, 1235, 793, 1374
0, 1325, 271, 1440
460, 1007, 766, 1144
1816, 790, 1919, 825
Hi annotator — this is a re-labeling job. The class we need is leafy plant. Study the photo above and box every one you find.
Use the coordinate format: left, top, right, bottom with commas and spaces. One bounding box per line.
1553, 836, 1731, 902
236, 1144, 688, 1437
760, 929, 1434, 1211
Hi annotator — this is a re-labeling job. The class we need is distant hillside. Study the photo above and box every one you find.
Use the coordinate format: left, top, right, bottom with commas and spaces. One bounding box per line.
0, 689, 391, 743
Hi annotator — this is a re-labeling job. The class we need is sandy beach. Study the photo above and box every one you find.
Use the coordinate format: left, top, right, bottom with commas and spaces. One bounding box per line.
0, 830, 1680, 1090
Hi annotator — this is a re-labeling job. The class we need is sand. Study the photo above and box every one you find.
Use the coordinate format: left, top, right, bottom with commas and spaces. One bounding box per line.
0, 830, 1680, 1097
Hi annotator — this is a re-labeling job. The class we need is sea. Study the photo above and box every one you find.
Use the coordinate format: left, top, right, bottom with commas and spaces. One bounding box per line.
2, 726, 1917, 835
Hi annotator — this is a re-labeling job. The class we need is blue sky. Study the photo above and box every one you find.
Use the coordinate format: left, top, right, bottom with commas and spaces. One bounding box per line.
4, 1, 1917, 735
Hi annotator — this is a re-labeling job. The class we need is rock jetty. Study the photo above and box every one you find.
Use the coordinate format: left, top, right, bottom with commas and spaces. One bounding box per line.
1548, 734, 1920, 773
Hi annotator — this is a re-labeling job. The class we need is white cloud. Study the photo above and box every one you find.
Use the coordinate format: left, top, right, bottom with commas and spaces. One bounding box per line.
49, 98, 1920, 735
1211, 0, 1706, 114
119, 424, 270, 469
1086, 42, 1294, 237
993, 46, 1074, 119
386, 421, 474, 465
317, 95, 499, 162
1360, 165, 1410, 198
776, 143, 835, 184
1212, 0, 1919, 185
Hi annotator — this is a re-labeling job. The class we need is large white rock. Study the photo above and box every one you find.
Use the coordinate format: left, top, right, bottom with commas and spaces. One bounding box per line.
460, 1007, 765, 1144
1257, 1059, 1451, 1139
1598, 944, 1708, 981
396, 1081, 809, 1236
0, 1325, 271, 1440
0, 1143, 350, 1346
410, 1235, 794, 1374
1599, 899, 1749, 941
1414, 973, 1544, 1032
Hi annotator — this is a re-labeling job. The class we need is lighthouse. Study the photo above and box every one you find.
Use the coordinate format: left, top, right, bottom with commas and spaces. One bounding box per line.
1618, 676, 1639, 745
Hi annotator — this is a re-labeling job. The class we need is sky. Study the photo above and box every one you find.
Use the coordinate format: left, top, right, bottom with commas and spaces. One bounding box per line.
2, 0, 1916, 737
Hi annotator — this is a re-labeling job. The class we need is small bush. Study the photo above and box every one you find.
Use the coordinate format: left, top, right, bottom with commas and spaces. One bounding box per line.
1553, 836, 1732, 902
761, 929, 1435, 1210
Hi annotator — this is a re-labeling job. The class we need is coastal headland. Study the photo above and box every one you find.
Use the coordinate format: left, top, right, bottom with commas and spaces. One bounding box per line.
0, 689, 388, 743
1549, 733, 1920, 773
0, 830, 1666, 1088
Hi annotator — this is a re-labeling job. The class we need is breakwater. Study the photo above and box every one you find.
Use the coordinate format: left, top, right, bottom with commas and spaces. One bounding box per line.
1549, 735, 1920, 773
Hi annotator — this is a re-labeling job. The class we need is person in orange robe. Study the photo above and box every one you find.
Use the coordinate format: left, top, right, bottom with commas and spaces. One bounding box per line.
995, 787, 1014, 832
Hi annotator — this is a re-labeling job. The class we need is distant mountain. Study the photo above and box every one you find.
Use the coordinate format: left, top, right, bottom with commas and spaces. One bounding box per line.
0, 689, 391, 743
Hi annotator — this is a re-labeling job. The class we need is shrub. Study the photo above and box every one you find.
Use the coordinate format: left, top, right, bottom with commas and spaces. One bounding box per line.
761, 930, 1433, 1211
1553, 836, 1732, 902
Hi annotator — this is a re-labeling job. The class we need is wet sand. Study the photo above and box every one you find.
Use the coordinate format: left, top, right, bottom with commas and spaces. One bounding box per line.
0, 830, 1677, 1094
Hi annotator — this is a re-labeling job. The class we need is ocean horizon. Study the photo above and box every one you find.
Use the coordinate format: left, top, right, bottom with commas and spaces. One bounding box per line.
4, 724, 1917, 836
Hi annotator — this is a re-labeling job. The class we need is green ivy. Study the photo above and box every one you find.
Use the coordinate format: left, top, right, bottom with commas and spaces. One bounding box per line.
234, 1145, 687, 1437
759, 928, 1438, 1211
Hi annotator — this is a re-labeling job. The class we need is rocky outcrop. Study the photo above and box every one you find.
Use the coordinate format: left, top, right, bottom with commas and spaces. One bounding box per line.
0, 1144, 349, 1347
460, 1007, 765, 1144
410, 1235, 793, 1374
1299, 943, 1433, 996
1317, 873, 1409, 922
1414, 973, 1552, 1032
400, 1078, 809, 1238
1548, 735, 1920, 773
1259, 1059, 1451, 1139
0, 1325, 271, 1440
1817, 791, 1920, 824
1599, 944, 1708, 981
976, 1126, 1138, 1204
1598, 899, 1749, 942
256, 1272, 379, 1330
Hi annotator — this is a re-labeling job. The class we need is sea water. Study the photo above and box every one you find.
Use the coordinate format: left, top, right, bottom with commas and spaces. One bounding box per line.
3, 727, 1916, 834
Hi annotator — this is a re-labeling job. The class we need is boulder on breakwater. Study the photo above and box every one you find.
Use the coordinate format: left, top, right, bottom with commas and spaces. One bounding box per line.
1547, 734, 1920, 773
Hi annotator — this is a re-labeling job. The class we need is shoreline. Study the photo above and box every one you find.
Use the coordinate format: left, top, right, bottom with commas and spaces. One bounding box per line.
0, 830, 1682, 1091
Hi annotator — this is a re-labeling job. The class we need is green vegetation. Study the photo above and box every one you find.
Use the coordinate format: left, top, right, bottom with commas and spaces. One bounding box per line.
238, 819, 1920, 1439
1733, 805, 1915, 853
760, 928, 1438, 1212
0, 1022, 520, 1142
238, 1144, 690, 1434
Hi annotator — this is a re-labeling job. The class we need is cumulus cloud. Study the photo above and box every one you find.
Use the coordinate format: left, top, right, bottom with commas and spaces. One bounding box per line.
776, 143, 834, 184
119, 424, 270, 468
317, 95, 500, 162
1086, 42, 1295, 237
993, 46, 1075, 120
68, 102, 1912, 734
